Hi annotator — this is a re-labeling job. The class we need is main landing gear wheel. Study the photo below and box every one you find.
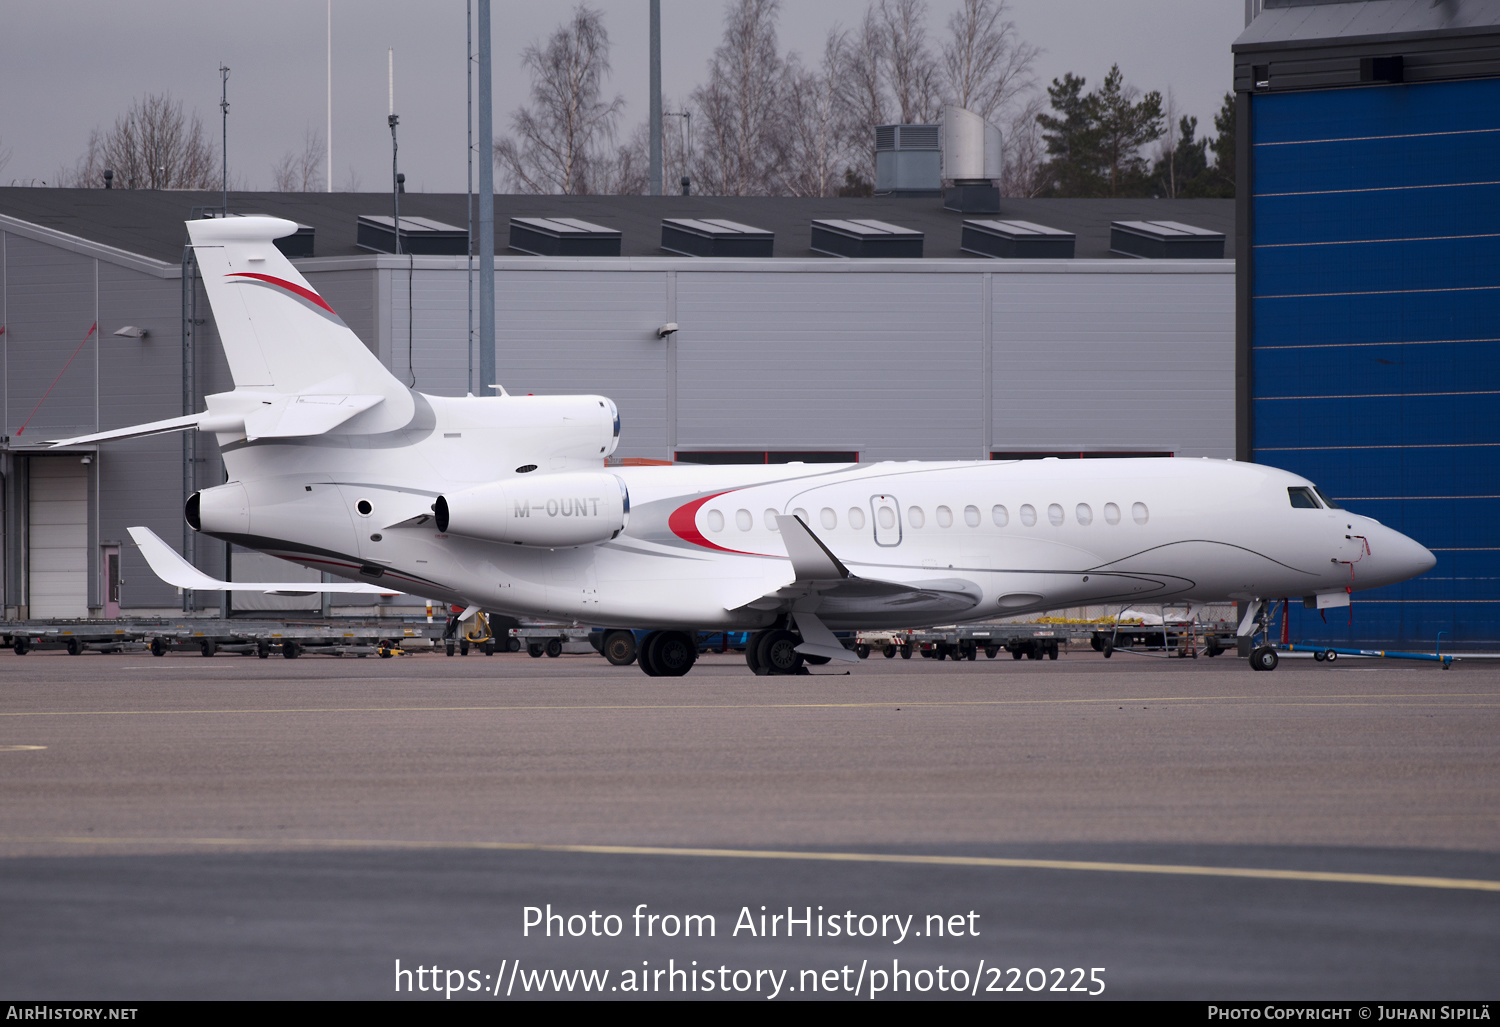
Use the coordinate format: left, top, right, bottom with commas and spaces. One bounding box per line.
744, 630, 771, 675
1249, 646, 1279, 672
638, 631, 663, 676
648, 631, 697, 677
757, 629, 804, 675
602, 630, 638, 666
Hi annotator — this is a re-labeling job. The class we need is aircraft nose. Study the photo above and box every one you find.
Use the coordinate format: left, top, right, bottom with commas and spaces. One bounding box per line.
1375, 525, 1436, 584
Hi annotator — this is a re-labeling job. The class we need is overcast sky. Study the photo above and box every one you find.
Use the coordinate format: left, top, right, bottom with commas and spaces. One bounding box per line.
1, 1, 1247, 193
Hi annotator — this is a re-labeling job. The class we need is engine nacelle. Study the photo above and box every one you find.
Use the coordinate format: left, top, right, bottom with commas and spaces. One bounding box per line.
435, 472, 629, 548
185, 483, 250, 535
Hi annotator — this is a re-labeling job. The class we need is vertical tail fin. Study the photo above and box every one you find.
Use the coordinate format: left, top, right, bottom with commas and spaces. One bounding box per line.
186, 216, 412, 424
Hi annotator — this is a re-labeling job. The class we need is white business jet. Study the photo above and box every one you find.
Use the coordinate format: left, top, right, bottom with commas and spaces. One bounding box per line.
50, 217, 1435, 676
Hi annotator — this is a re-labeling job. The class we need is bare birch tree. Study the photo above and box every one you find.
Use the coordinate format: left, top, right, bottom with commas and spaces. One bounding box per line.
835, 8, 889, 186
693, 0, 785, 196
880, 0, 941, 123
997, 94, 1047, 196
775, 30, 851, 197
940, 0, 1039, 123
494, 5, 625, 194
271, 128, 324, 192
59, 94, 216, 189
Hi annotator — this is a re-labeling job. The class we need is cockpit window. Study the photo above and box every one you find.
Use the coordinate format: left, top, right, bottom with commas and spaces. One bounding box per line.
1313, 486, 1342, 510
1288, 487, 1321, 509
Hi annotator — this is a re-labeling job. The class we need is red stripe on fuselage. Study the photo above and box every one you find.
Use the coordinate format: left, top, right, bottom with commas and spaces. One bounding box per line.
227, 272, 339, 316
667, 491, 767, 556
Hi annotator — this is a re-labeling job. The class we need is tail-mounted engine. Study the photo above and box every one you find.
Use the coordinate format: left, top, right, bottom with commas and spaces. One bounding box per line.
435, 472, 629, 548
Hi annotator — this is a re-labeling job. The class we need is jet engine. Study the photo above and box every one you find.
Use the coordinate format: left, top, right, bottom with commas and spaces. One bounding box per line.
184, 483, 250, 535
435, 472, 629, 548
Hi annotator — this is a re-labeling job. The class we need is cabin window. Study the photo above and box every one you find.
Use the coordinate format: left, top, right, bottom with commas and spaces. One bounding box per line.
735, 509, 753, 531
764, 509, 780, 531
878, 506, 896, 529
964, 505, 980, 527
908, 506, 926, 528
848, 507, 866, 530
793, 507, 809, 523
707, 509, 725, 532
1288, 487, 1321, 509
1132, 502, 1149, 524
820, 508, 838, 530
1104, 502, 1121, 525
1076, 503, 1093, 525
992, 504, 1008, 526
1020, 504, 1037, 527
1048, 503, 1064, 526
936, 505, 953, 528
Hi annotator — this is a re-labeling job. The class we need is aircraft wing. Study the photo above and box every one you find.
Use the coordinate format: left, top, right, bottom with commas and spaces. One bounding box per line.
727, 515, 983, 621
127, 526, 400, 595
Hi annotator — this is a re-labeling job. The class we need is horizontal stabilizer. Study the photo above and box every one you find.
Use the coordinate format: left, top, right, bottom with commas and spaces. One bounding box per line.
128, 526, 400, 594
242, 394, 385, 440
47, 414, 204, 448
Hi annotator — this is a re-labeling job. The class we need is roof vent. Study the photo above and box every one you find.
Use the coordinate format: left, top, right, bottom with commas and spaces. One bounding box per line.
509, 217, 621, 256
661, 218, 773, 257
874, 123, 941, 196
810, 218, 923, 259
1109, 220, 1225, 259
356, 215, 467, 255
962, 220, 1074, 259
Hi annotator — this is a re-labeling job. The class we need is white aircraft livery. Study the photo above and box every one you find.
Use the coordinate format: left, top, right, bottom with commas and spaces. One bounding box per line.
51, 216, 1436, 676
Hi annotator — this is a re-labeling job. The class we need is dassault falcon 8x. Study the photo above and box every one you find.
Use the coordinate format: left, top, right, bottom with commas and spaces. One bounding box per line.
50, 216, 1436, 676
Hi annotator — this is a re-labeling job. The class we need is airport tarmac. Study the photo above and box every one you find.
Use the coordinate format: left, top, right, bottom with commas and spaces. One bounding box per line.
1, 648, 1496, 1000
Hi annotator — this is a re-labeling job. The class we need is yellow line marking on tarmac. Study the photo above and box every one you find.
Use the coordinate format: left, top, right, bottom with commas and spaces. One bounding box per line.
5, 836, 1499, 893
0, 693, 1496, 718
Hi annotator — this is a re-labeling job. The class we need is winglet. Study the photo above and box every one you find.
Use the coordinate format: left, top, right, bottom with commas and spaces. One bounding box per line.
774, 515, 849, 581
127, 526, 401, 594
791, 611, 860, 664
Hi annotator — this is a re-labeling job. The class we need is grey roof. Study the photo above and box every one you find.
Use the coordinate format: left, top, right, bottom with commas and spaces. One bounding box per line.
0, 187, 1234, 264
1236, 0, 1500, 51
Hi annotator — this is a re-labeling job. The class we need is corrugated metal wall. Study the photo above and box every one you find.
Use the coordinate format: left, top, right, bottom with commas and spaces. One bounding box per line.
1251, 77, 1500, 647
4, 230, 1234, 616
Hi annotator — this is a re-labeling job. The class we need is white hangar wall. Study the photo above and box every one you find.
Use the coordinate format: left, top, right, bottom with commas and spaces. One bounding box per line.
307, 256, 1235, 463
3, 222, 1232, 618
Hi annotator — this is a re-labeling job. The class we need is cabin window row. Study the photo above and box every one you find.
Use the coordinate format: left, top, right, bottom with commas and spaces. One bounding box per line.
704, 501, 1149, 533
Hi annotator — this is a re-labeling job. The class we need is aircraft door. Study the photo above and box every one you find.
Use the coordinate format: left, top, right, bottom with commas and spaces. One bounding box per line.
871, 494, 902, 547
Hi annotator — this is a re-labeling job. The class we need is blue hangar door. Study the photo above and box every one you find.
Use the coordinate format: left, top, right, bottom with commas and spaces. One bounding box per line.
1250, 77, 1500, 648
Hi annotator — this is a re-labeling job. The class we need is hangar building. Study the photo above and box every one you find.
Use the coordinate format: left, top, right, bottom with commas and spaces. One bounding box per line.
1234, 0, 1500, 648
0, 189, 1236, 618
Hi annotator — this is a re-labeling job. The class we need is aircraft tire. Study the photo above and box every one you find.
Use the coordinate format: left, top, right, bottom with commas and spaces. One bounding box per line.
804, 654, 832, 666
653, 631, 697, 677
1250, 646, 1279, 672
603, 630, 638, 666
638, 631, 663, 676
761, 630, 804, 675
745, 630, 771, 675
545, 638, 563, 658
